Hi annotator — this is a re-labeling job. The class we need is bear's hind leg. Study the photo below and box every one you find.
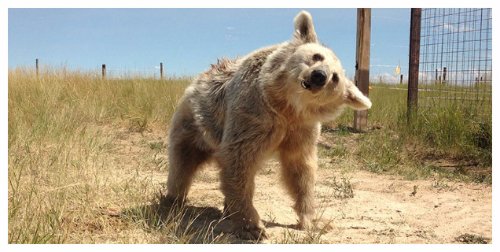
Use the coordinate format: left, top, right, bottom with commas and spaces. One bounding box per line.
166, 128, 211, 204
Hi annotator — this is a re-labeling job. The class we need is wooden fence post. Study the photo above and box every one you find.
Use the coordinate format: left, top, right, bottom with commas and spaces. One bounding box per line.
353, 8, 371, 132
160, 62, 164, 80
102, 64, 106, 79
36, 58, 39, 77
407, 8, 421, 122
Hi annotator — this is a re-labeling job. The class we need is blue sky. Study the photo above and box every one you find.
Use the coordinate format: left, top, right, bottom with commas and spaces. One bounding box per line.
9, 8, 410, 81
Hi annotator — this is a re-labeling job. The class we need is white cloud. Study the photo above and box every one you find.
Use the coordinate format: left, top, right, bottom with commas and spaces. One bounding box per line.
371, 72, 403, 84
371, 64, 396, 68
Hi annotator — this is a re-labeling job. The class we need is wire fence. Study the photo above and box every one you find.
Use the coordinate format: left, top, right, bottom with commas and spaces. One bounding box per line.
102, 67, 162, 79
418, 8, 492, 117
30, 61, 171, 80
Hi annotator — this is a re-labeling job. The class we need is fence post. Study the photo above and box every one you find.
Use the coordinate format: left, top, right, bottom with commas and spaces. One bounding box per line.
353, 8, 371, 132
160, 62, 164, 80
102, 64, 106, 79
442, 67, 447, 83
36, 58, 39, 77
407, 8, 421, 122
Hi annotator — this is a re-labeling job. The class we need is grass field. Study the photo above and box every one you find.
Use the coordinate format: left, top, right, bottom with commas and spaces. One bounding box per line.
333, 83, 491, 181
8, 68, 492, 243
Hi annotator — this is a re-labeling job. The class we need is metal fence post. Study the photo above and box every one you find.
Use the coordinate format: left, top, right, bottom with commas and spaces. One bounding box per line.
160, 62, 164, 80
36, 58, 39, 77
102, 64, 106, 79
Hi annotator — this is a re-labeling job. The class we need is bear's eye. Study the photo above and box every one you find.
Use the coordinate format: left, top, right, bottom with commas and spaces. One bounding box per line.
312, 53, 324, 62
332, 73, 339, 83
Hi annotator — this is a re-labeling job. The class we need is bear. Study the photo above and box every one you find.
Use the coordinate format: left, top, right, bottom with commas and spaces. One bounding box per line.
166, 10, 372, 240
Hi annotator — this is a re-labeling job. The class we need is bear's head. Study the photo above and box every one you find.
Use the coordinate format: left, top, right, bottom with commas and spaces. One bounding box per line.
263, 11, 372, 121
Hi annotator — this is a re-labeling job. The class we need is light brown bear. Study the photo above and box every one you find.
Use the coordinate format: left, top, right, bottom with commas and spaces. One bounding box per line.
166, 11, 372, 240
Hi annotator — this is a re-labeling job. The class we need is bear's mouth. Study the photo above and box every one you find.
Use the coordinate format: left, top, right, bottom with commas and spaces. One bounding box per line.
301, 80, 312, 90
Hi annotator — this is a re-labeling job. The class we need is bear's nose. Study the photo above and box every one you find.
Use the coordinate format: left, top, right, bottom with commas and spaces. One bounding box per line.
310, 69, 327, 87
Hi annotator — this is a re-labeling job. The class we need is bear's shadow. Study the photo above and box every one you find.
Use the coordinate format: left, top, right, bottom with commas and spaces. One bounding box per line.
120, 196, 285, 244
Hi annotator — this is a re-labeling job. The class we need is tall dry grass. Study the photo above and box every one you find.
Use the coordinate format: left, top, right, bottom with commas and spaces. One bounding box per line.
8, 68, 190, 243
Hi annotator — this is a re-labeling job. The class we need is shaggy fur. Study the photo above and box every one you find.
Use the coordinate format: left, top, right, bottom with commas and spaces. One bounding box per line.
166, 11, 372, 240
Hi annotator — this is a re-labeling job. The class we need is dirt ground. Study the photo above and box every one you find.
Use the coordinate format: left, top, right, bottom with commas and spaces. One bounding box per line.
106, 126, 492, 244
187, 164, 492, 244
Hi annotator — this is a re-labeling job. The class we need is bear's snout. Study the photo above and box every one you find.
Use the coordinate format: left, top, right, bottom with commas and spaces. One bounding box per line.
301, 69, 329, 91
310, 69, 327, 87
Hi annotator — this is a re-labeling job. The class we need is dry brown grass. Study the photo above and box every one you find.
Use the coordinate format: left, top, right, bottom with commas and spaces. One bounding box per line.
8, 68, 196, 243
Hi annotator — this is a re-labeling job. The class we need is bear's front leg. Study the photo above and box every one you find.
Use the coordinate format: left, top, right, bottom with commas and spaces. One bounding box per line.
279, 147, 317, 230
278, 124, 331, 231
216, 141, 268, 241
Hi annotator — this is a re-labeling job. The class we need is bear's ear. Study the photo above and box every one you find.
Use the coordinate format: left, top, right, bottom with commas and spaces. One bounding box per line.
294, 11, 318, 43
343, 82, 372, 110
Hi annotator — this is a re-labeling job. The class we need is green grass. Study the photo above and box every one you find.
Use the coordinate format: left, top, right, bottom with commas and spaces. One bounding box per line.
332, 83, 491, 182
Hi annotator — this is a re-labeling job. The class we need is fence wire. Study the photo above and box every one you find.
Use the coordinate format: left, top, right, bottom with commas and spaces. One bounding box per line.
419, 8, 492, 117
